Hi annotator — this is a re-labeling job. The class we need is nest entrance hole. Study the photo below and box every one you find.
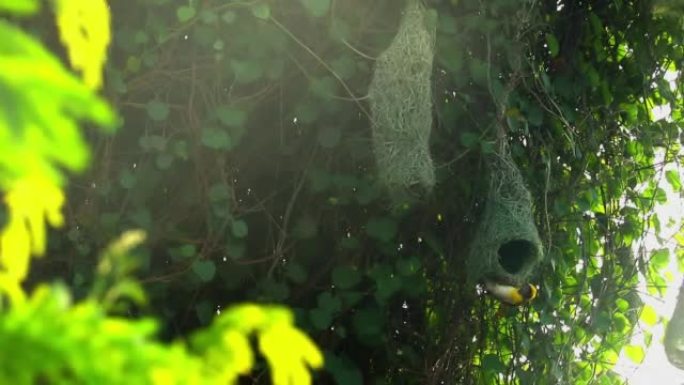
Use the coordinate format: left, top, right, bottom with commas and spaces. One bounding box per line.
497, 239, 537, 274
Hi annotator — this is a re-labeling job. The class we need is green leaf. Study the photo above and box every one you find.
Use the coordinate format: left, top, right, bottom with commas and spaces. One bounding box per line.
129, 209, 152, 229
192, 259, 216, 282
126, 56, 141, 73
155, 153, 173, 169
309, 308, 332, 330
365, 217, 398, 243
526, 104, 543, 126
640, 304, 658, 326
138, 135, 167, 151
292, 216, 318, 239
118, 169, 136, 189
482, 354, 506, 372
650, 248, 670, 271
259, 279, 290, 301
340, 236, 360, 250
173, 140, 188, 159
339, 291, 363, 307
221, 11, 237, 24
0, 0, 39, 15
332, 266, 361, 289
374, 272, 402, 302
299, 0, 331, 17
209, 183, 231, 202
200, 10, 218, 24
624, 345, 644, 364
396, 256, 421, 276
146, 100, 169, 121
545, 33, 560, 57
666, 170, 682, 191
231, 219, 248, 238
216, 106, 247, 127
325, 352, 363, 385
285, 262, 308, 284
352, 307, 384, 337
230, 59, 264, 83
250, 3, 271, 20
170, 244, 197, 261
195, 300, 214, 325
201, 127, 232, 150
225, 239, 246, 260
317, 291, 342, 313
176, 6, 196, 22
460, 132, 479, 148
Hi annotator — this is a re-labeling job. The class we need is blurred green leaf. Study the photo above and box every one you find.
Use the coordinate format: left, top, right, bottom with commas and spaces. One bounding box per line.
292, 216, 318, 239
624, 345, 645, 363
155, 153, 173, 169
201, 126, 232, 150
118, 169, 136, 189
176, 6, 196, 22
221, 11, 236, 24
146, 100, 169, 121
482, 354, 506, 372
640, 304, 658, 326
365, 217, 398, 243
309, 308, 332, 330
230, 59, 263, 83
192, 259, 216, 282
285, 262, 308, 284
332, 266, 361, 289
352, 307, 384, 338
396, 256, 421, 276
325, 352, 363, 385
666, 169, 682, 191
650, 248, 670, 271
0, 0, 38, 14
317, 291, 341, 313
216, 106, 247, 127
545, 33, 560, 57
250, 3, 270, 20
231, 219, 248, 238
299, 0, 331, 17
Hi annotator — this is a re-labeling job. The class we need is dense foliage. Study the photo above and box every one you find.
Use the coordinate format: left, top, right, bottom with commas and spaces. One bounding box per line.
0, 1, 322, 384
15, 0, 684, 384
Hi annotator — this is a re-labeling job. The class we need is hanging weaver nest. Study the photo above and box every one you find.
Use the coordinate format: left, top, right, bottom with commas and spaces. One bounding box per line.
467, 146, 544, 285
368, 0, 437, 199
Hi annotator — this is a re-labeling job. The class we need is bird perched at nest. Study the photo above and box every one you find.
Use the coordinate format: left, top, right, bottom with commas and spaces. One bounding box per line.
482, 276, 538, 306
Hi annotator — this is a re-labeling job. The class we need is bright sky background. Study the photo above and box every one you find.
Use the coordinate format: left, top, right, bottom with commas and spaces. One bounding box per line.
613, 82, 684, 384
613, 177, 683, 384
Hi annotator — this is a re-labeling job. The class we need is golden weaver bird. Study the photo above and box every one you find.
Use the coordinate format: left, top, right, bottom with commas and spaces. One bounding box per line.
483, 278, 538, 306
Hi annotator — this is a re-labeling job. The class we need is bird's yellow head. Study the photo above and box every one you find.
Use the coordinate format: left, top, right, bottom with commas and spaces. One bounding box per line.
518, 283, 538, 303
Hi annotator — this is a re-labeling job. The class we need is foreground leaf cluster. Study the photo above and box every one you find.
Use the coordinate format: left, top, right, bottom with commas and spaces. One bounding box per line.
0, 1, 323, 384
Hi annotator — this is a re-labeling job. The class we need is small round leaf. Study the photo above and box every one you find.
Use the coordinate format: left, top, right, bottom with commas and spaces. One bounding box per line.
176, 6, 196, 22
192, 260, 216, 282
146, 100, 170, 121
231, 219, 248, 238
